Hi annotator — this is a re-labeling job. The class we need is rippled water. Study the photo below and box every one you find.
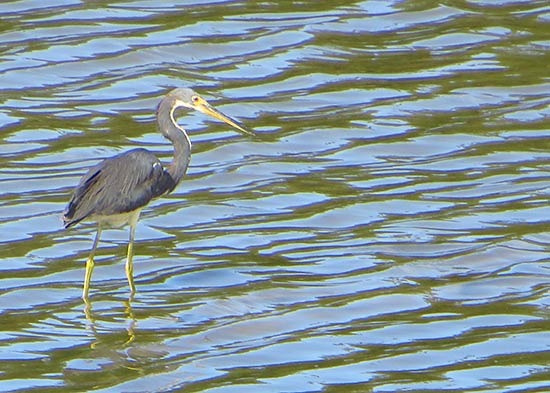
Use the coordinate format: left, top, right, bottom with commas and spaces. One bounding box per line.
2, 1, 550, 392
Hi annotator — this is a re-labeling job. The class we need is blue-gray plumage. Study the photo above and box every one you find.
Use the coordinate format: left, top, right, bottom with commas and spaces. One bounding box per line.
63, 149, 175, 227
64, 87, 252, 299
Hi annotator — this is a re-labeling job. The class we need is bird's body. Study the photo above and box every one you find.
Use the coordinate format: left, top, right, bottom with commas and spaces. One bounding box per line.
63, 149, 175, 228
64, 87, 250, 299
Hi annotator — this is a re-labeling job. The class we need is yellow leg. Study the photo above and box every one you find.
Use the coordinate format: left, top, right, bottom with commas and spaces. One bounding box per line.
82, 226, 102, 300
82, 258, 94, 298
125, 221, 137, 295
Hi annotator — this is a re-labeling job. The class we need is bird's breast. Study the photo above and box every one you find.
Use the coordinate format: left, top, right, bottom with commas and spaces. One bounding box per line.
89, 208, 142, 228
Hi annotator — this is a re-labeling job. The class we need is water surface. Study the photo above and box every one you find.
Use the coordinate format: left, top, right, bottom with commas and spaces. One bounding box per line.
1, 0, 550, 392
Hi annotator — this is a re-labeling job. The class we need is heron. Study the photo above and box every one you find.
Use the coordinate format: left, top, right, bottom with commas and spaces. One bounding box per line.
63, 87, 251, 299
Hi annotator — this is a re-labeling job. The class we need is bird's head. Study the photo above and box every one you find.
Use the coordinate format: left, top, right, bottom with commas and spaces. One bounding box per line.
167, 87, 253, 136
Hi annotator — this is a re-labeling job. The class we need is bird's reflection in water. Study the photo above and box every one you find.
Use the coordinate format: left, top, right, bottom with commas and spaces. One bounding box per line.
123, 297, 137, 345
83, 295, 137, 348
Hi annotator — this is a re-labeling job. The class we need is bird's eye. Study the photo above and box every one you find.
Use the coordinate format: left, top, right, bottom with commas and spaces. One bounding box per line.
191, 96, 200, 104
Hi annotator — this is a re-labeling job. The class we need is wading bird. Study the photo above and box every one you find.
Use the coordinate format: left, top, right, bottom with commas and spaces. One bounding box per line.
63, 88, 251, 299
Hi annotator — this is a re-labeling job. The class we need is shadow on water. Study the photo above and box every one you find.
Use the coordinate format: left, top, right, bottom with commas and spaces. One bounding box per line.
1, 0, 550, 392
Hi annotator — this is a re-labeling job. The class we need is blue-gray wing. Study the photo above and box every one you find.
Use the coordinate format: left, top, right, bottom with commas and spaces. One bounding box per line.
63, 148, 175, 228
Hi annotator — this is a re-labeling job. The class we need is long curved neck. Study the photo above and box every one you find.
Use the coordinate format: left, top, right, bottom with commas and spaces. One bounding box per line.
157, 99, 191, 185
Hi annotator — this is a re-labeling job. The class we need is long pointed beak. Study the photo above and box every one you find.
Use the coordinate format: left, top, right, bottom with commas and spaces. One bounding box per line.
195, 98, 254, 136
